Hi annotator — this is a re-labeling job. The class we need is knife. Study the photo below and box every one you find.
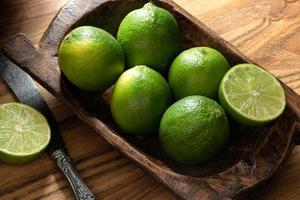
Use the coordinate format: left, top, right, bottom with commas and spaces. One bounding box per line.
0, 53, 95, 200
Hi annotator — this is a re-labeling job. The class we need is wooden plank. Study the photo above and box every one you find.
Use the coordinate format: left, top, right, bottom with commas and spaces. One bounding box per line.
0, 0, 299, 199
0, 118, 175, 200
177, 0, 300, 93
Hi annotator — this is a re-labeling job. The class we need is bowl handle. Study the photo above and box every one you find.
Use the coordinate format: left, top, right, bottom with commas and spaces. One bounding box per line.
2, 33, 62, 97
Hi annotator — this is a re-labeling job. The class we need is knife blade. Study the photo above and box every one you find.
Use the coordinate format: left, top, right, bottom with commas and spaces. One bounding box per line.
0, 53, 95, 200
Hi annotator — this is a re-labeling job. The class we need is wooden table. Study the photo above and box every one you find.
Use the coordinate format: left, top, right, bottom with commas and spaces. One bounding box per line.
0, 0, 300, 199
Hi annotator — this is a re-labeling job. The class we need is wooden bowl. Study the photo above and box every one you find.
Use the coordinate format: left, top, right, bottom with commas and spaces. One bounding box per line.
2, 0, 300, 199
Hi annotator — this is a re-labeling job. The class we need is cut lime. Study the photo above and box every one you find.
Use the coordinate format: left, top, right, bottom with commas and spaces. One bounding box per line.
219, 64, 286, 126
0, 103, 51, 164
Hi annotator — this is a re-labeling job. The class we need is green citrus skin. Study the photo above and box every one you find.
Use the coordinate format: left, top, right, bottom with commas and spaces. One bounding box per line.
111, 65, 172, 136
159, 96, 230, 165
58, 26, 125, 92
168, 47, 230, 100
117, 3, 182, 73
219, 64, 286, 126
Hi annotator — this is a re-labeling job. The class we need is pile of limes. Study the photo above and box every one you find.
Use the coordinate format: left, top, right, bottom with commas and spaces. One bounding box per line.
58, 3, 286, 165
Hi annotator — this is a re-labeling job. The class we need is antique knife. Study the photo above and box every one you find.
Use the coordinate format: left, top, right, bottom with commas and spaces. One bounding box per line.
0, 53, 95, 200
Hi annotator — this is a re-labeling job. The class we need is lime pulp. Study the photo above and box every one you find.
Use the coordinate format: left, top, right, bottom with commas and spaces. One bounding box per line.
0, 103, 51, 164
219, 64, 286, 126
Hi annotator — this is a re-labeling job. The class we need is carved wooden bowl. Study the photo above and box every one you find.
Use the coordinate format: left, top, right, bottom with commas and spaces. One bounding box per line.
2, 0, 300, 199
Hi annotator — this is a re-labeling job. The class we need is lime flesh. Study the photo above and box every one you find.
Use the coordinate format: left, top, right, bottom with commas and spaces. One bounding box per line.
0, 103, 51, 164
219, 64, 286, 126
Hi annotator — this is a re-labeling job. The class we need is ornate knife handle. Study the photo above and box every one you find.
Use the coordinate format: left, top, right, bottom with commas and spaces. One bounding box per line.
52, 149, 95, 200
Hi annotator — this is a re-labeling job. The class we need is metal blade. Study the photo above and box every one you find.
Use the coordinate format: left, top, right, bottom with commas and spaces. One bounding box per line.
0, 52, 95, 200
0, 53, 64, 153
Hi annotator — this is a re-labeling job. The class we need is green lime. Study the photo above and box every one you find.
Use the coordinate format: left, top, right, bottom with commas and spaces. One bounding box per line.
117, 3, 182, 73
159, 96, 230, 165
219, 63, 286, 126
111, 65, 172, 136
168, 47, 230, 99
0, 103, 51, 164
59, 26, 125, 91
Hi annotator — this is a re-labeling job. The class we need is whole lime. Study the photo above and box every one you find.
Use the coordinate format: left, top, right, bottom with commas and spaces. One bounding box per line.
111, 65, 172, 136
58, 26, 125, 91
117, 3, 181, 73
168, 47, 230, 99
159, 96, 230, 165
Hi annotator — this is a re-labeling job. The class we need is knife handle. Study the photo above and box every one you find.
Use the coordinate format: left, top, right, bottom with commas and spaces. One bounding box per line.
51, 149, 95, 200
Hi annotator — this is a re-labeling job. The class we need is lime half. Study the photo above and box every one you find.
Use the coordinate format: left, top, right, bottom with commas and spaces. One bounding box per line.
0, 103, 51, 164
219, 64, 286, 126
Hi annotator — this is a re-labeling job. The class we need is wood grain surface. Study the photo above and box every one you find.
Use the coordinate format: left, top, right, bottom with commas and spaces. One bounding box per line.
0, 0, 299, 199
